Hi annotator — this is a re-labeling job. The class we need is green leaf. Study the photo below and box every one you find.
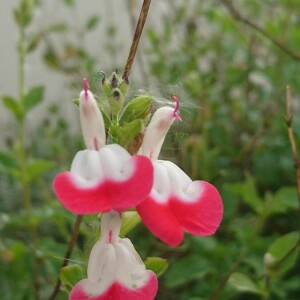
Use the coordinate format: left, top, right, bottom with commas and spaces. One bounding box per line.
60, 264, 84, 293
43, 48, 60, 69
24, 86, 44, 112
62, 0, 74, 6
47, 23, 68, 33
119, 94, 152, 125
228, 173, 263, 214
228, 272, 264, 295
72, 98, 79, 106
144, 257, 169, 277
120, 211, 141, 237
85, 16, 100, 31
165, 255, 208, 288
109, 119, 143, 150
264, 231, 299, 276
0, 151, 18, 170
273, 187, 298, 211
26, 159, 54, 182
27, 33, 42, 53
1, 96, 23, 120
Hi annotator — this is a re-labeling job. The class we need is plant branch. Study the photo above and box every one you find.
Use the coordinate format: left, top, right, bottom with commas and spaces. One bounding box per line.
285, 86, 300, 232
122, 0, 152, 82
126, 0, 148, 84
48, 215, 83, 300
209, 249, 245, 300
220, 0, 300, 60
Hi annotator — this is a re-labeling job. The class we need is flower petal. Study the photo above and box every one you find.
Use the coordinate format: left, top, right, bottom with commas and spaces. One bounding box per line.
53, 145, 153, 214
137, 161, 223, 246
70, 233, 158, 300
70, 272, 158, 300
79, 83, 106, 150
140, 107, 175, 160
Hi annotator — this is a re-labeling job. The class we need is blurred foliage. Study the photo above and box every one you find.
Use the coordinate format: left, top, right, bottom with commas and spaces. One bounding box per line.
1, 0, 300, 299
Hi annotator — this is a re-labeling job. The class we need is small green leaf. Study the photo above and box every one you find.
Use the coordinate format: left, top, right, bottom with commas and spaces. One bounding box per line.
43, 48, 60, 69
0, 151, 18, 170
85, 16, 100, 31
109, 119, 143, 150
119, 95, 152, 125
60, 264, 84, 293
72, 98, 79, 106
26, 159, 54, 182
165, 255, 208, 288
228, 173, 263, 214
62, 0, 74, 6
120, 211, 141, 237
264, 231, 299, 276
27, 33, 42, 53
228, 272, 264, 295
47, 23, 68, 33
1, 96, 23, 120
273, 187, 298, 211
144, 257, 169, 277
24, 86, 44, 112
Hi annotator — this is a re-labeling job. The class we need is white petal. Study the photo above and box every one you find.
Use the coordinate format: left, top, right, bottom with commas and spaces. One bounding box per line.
70, 149, 104, 185
98, 144, 133, 180
150, 161, 172, 204
115, 238, 150, 289
79, 89, 106, 149
83, 236, 152, 296
140, 107, 175, 160
83, 243, 117, 295
151, 160, 202, 203
68, 144, 136, 188
100, 211, 121, 244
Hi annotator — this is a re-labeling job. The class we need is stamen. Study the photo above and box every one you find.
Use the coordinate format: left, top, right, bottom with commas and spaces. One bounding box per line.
172, 95, 182, 121
83, 78, 89, 99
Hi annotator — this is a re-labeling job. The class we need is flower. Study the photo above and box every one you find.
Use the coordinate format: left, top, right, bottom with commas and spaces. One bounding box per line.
70, 211, 158, 300
53, 81, 153, 214
80, 78, 106, 151
137, 96, 223, 246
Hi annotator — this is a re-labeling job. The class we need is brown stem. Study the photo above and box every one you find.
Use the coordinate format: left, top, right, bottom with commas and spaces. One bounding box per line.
122, 0, 152, 82
126, 0, 148, 84
48, 215, 83, 300
220, 0, 300, 60
285, 86, 300, 231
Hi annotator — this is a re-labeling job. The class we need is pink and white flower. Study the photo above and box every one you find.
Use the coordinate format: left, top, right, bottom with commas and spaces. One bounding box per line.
70, 211, 158, 300
53, 81, 153, 214
137, 97, 223, 246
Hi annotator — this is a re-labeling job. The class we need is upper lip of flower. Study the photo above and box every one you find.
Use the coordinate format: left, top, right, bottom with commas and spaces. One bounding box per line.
79, 78, 106, 150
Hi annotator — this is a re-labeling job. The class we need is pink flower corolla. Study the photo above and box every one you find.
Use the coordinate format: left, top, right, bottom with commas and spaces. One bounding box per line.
53, 81, 153, 214
137, 96, 223, 246
70, 211, 158, 300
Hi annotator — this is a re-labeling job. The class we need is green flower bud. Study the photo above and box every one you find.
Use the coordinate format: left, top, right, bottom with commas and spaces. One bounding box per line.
119, 94, 152, 125
109, 119, 143, 153
101, 71, 128, 116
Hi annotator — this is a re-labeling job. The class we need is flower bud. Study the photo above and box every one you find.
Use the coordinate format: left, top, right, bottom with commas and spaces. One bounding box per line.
79, 79, 106, 150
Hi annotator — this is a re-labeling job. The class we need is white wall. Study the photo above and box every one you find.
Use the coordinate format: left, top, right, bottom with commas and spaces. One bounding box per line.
0, 0, 162, 145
